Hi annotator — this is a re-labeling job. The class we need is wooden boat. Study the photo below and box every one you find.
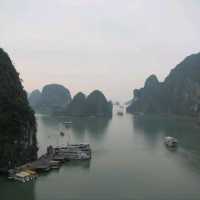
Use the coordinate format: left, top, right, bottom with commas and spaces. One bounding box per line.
8, 170, 38, 183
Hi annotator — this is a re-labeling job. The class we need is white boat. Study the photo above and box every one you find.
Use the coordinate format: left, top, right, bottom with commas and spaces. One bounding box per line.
9, 171, 37, 183
64, 121, 72, 125
64, 121, 72, 128
164, 137, 178, 148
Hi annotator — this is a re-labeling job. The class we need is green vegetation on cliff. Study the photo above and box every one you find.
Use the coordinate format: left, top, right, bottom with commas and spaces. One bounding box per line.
0, 48, 37, 171
66, 92, 87, 116
127, 52, 200, 117
29, 84, 71, 114
67, 90, 113, 117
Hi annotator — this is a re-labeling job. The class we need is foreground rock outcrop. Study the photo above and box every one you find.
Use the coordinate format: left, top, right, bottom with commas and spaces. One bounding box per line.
127, 52, 200, 117
29, 84, 71, 114
67, 90, 113, 117
0, 49, 37, 172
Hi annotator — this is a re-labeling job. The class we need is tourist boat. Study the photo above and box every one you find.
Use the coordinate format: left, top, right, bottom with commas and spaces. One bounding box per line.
64, 121, 72, 128
64, 121, 72, 125
164, 137, 178, 148
117, 111, 124, 116
54, 143, 92, 160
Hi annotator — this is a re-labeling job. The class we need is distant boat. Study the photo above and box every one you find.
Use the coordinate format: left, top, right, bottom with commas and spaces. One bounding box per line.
64, 121, 72, 127
117, 111, 124, 116
64, 121, 72, 124
60, 132, 65, 136
117, 105, 124, 115
164, 137, 178, 148
8, 170, 38, 183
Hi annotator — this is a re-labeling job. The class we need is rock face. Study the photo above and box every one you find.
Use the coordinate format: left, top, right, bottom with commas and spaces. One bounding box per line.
67, 90, 113, 117
85, 90, 112, 117
29, 84, 71, 114
67, 92, 87, 116
0, 49, 37, 171
127, 52, 200, 117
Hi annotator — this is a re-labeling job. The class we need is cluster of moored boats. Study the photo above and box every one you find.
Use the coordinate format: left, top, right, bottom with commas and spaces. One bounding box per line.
8, 143, 91, 183
8, 136, 178, 183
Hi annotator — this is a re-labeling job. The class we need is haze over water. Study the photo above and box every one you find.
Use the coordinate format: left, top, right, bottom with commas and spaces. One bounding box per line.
1, 110, 200, 200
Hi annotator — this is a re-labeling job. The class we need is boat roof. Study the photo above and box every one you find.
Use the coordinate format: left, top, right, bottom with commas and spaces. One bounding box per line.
16, 171, 30, 178
25, 170, 37, 175
165, 136, 178, 141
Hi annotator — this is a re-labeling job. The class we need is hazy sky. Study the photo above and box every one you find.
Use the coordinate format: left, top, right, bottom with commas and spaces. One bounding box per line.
1, 0, 200, 102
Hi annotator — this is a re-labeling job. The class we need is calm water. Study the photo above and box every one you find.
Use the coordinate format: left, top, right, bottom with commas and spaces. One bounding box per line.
1, 111, 200, 200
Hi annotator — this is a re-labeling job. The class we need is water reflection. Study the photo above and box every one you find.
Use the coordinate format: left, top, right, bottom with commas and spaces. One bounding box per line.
72, 117, 111, 141
1, 177, 36, 200
2, 114, 200, 200
64, 160, 91, 170
37, 115, 111, 141
133, 115, 200, 148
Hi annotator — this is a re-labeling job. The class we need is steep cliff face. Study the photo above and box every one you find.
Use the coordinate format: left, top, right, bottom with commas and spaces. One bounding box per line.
67, 92, 87, 116
0, 49, 37, 172
127, 53, 200, 117
29, 84, 71, 114
67, 90, 113, 117
85, 90, 113, 117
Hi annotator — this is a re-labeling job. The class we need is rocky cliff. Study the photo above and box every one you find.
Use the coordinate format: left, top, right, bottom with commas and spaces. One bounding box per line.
29, 84, 71, 114
0, 48, 37, 172
66, 92, 87, 116
67, 90, 113, 117
127, 52, 200, 117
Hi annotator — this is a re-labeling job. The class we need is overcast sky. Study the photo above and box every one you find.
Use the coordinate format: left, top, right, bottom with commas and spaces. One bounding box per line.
1, 0, 200, 102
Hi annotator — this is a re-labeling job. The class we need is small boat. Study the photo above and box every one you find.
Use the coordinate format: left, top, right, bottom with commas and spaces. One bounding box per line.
9, 171, 37, 183
164, 137, 178, 148
60, 132, 65, 136
117, 111, 124, 116
54, 143, 92, 160
64, 121, 72, 125
64, 121, 72, 128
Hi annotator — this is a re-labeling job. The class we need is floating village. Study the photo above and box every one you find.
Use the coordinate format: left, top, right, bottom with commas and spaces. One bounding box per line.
8, 122, 92, 183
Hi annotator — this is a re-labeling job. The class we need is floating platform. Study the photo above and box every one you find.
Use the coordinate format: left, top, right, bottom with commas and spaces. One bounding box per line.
8, 144, 92, 183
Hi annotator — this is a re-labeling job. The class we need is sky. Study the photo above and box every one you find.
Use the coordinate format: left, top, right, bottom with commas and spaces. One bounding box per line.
0, 0, 200, 102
